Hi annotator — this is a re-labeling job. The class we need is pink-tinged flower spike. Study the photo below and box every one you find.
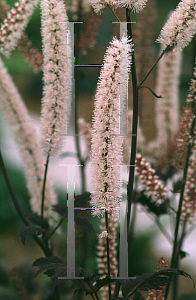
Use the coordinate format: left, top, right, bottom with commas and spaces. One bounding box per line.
90, 0, 148, 14
118, 0, 148, 12
0, 58, 58, 227
40, 0, 72, 156
180, 62, 196, 223
0, 0, 39, 57
148, 45, 182, 158
78, 118, 92, 153
146, 257, 168, 300
157, 0, 196, 52
135, 154, 167, 205
90, 36, 133, 219
0, 0, 43, 72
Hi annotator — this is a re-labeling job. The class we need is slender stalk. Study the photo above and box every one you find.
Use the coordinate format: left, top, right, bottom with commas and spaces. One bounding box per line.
74, 7, 86, 194
46, 213, 67, 241
86, 281, 100, 300
107, 4, 127, 32
126, 9, 138, 278
105, 210, 112, 300
0, 150, 30, 227
138, 45, 170, 88
41, 151, 50, 229
0, 149, 52, 256
77, 280, 97, 300
172, 221, 186, 300
165, 103, 196, 300
155, 217, 173, 244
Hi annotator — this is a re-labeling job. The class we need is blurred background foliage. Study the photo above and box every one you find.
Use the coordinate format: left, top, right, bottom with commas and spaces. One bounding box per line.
0, 0, 195, 115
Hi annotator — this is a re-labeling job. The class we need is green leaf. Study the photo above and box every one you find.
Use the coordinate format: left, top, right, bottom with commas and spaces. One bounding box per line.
25, 212, 49, 229
18, 226, 44, 245
74, 288, 93, 295
120, 268, 195, 298
32, 256, 97, 291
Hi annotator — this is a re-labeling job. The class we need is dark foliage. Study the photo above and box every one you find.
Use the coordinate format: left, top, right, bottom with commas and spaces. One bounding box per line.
132, 291, 145, 300
32, 256, 98, 291
179, 250, 189, 259
74, 288, 94, 296
18, 226, 45, 245
25, 212, 50, 229
0, 265, 10, 287
155, 165, 177, 182
119, 268, 194, 298
172, 179, 182, 193
32, 256, 194, 300
53, 192, 91, 216
52, 203, 67, 216
134, 191, 167, 216
75, 216, 95, 233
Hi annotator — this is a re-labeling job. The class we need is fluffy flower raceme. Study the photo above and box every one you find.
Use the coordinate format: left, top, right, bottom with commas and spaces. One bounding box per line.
40, 0, 72, 156
0, 58, 58, 226
66, 0, 91, 20
181, 61, 196, 223
148, 45, 182, 157
0, 0, 39, 57
78, 8, 103, 54
0, 0, 43, 72
90, 35, 133, 218
78, 109, 145, 165
78, 118, 92, 153
135, 154, 167, 205
90, 0, 148, 14
146, 257, 168, 300
157, 0, 196, 52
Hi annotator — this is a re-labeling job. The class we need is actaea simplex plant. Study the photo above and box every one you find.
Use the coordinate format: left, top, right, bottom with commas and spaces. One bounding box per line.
0, 0, 196, 299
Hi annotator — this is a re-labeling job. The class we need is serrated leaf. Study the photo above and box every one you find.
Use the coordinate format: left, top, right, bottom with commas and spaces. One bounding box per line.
53, 192, 91, 216
25, 212, 49, 229
74, 192, 91, 207
32, 257, 97, 291
75, 216, 95, 234
96, 276, 117, 291
52, 203, 67, 216
179, 250, 189, 259
18, 226, 45, 245
121, 268, 195, 298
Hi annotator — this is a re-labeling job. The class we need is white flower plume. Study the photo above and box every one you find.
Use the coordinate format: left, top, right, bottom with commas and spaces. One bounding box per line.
0, 0, 39, 57
40, 0, 72, 156
157, 0, 196, 51
147, 45, 182, 157
90, 0, 148, 14
0, 58, 58, 226
90, 35, 133, 219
